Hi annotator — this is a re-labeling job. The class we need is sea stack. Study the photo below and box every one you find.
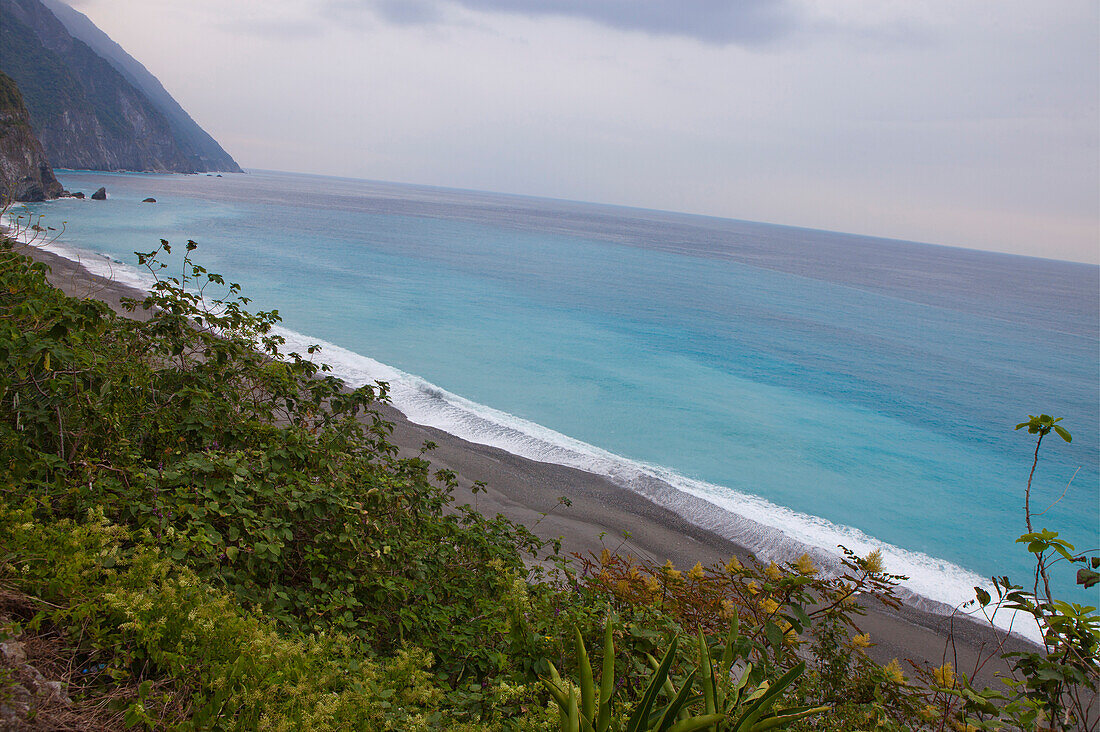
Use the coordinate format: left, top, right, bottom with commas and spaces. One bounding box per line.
90, 186, 106, 200
142, 197, 156, 203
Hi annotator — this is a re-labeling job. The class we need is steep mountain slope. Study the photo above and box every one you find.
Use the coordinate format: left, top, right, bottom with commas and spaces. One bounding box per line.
41, 0, 240, 173
0, 0, 238, 173
0, 71, 62, 201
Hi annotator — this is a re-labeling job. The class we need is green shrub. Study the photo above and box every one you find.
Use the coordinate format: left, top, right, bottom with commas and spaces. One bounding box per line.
0, 238, 547, 683
2, 234, 1093, 730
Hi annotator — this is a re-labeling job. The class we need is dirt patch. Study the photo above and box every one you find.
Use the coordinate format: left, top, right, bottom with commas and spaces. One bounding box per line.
0, 589, 188, 731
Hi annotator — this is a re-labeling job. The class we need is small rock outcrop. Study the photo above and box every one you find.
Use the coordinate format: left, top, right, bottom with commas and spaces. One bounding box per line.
0, 638, 72, 727
0, 71, 61, 203
142, 197, 156, 203
71, 191, 84, 199
90, 186, 106, 200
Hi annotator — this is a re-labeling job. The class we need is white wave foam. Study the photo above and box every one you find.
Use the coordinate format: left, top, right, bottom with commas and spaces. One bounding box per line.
3, 206, 155, 292
271, 325, 1042, 643
2, 208, 1040, 643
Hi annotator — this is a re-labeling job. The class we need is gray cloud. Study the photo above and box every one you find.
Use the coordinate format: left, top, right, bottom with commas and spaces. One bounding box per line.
356, 0, 796, 44
371, 0, 441, 25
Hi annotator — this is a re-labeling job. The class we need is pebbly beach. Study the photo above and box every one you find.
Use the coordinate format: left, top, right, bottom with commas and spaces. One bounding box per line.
11, 228, 1037, 688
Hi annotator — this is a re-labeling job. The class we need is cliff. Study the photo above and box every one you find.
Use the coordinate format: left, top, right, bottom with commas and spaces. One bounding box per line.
40, 0, 241, 173
0, 71, 61, 202
0, 0, 238, 174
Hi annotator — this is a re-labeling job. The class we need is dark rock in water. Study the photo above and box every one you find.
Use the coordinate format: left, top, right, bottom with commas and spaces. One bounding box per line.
90, 186, 106, 200
72, 191, 84, 199
216, 174, 222, 177
142, 197, 156, 203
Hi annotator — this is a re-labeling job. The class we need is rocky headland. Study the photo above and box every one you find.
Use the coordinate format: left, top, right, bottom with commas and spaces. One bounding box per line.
0, 70, 60, 203
0, 0, 240, 174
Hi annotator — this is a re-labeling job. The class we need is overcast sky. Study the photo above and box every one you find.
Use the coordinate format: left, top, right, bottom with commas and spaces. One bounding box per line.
65, 0, 1098, 263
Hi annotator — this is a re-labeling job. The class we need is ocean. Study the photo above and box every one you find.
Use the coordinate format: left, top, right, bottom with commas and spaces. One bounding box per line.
12, 169, 1100, 619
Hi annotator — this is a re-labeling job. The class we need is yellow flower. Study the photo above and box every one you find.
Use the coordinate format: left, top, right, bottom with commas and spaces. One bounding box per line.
950, 722, 978, 732
600, 548, 611, 565
745, 581, 759, 595
917, 704, 940, 721
615, 580, 631, 597
862, 549, 885, 574
687, 562, 706, 581
933, 662, 955, 688
662, 560, 682, 582
719, 599, 737, 620
783, 628, 800, 647
725, 556, 743, 573
794, 553, 818, 575
645, 576, 661, 594
849, 633, 872, 650
764, 562, 782, 581
760, 598, 780, 616
884, 658, 906, 685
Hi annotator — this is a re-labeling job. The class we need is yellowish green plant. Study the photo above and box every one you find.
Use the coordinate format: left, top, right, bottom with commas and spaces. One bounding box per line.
541, 616, 827, 732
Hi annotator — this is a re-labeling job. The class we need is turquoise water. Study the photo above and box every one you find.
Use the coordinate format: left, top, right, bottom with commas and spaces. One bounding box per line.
16, 169, 1099, 614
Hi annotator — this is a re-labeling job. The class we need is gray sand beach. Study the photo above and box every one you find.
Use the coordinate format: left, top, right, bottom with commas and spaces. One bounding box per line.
13, 235, 1035, 686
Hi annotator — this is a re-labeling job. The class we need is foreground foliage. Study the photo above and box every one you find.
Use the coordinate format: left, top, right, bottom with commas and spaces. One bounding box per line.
922, 415, 1099, 731
0, 232, 1095, 729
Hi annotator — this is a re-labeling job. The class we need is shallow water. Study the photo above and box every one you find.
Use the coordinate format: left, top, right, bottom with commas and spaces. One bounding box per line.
18, 169, 1099, 612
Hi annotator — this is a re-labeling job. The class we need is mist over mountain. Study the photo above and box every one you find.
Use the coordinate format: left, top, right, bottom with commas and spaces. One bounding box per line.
40, 0, 240, 173
0, 0, 239, 174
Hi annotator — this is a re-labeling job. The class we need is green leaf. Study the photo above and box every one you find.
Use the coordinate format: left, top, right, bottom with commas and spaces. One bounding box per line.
567, 689, 581, 732
1053, 424, 1072, 442
653, 669, 697, 731
666, 715, 726, 732
123, 702, 147, 729
625, 637, 678, 732
763, 621, 783, 652
732, 662, 807, 731
787, 604, 810, 631
750, 706, 830, 731
698, 628, 717, 716
1078, 567, 1100, 589
597, 616, 615, 732
720, 617, 739, 676
541, 677, 570, 710
575, 626, 595, 723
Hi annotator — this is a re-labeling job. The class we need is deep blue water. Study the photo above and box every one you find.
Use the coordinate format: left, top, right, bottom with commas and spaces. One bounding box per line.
15, 169, 1099, 611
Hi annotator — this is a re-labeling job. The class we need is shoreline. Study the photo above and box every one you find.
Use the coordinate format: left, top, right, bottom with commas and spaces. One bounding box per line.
7, 231, 1035, 684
